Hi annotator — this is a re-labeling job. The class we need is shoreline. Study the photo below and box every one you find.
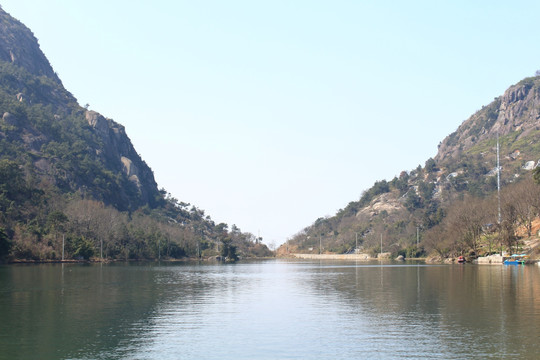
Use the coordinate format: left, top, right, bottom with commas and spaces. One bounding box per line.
289, 253, 409, 261
287, 253, 540, 265
4, 254, 538, 265
2, 256, 277, 265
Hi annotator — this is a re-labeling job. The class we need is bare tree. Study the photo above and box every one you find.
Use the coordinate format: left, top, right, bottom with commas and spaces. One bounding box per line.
500, 188, 520, 253
423, 224, 452, 258
511, 177, 540, 237
444, 195, 488, 255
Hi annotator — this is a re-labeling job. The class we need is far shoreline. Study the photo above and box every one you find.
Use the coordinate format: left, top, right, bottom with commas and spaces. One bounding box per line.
1, 256, 277, 265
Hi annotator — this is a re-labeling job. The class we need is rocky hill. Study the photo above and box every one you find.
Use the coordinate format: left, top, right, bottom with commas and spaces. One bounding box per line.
0, 6, 159, 210
0, 7, 61, 83
280, 76, 540, 258
0, 6, 271, 261
437, 77, 540, 165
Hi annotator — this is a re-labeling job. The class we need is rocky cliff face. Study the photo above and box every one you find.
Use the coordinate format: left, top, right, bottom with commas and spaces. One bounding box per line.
0, 6, 160, 210
0, 6, 61, 83
85, 110, 158, 206
436, 78, 540, 163
0, 6, 275, 262
284, 75, 540, 254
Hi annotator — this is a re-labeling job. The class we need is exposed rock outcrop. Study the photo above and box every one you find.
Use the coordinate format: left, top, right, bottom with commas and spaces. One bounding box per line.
281, 74, 540, 257
0, 6, 159, 211
0, 6, 61, 83
436, 78, 540, 163
86, 110, 158, 206
85, 111, 109, 136
357, 192, 403, 217
2, 112, 17, 126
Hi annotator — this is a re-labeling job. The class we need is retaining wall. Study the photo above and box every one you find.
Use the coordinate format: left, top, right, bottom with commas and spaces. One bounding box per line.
291, 253, 374, 260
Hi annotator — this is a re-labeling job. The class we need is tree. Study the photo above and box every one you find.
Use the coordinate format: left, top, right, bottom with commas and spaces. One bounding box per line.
500, 202, 519, 254
439, 194, 490, 256
0, 159, 29, 216
393, 171, 409, 195
47, 211, 68, 234
72, 236, 94, 260
405, 190, 422, 211
423, 225, 452, 258
510, 178, 540, 237
425, 158, 437, 173
418, 180, 435, 201
220, 237, 238, 262
46, 210, 69, 258
0, 160, 26, 196
0, 227, 11, 258
358, 180, 391, 207
534, 166, 540, 185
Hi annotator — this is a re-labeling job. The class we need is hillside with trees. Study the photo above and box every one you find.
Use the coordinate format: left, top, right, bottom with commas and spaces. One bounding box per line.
279, 75, 540, 261
0, 6, 271, 262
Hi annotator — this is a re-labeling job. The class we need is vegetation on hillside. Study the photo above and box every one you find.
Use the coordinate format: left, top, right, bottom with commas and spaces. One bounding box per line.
422, 176, 540, 259
0, 60, 159, 211
0, 161, 271, 261
0, 55, 272, 262
281, 75, 540, 260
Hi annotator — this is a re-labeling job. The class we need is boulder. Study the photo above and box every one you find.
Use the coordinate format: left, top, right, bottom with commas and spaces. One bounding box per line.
2, 112, 18, 126
523, 161, 535, 170
85, 110, 109, 135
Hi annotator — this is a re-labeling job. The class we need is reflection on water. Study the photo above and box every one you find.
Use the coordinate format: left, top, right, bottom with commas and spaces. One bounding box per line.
0, 261, 539, 359
300, 263, 540, 359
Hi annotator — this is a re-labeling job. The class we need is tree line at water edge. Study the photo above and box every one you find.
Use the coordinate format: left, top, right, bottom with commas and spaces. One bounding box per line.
0, 159, 272, 262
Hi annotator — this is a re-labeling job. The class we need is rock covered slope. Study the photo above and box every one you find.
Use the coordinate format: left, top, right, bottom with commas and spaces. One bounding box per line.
0, 6, 61, 83
436, 77, 540, 164
0, 6, 273, 261
0, 6, 159, 210
281, 76, 540, 256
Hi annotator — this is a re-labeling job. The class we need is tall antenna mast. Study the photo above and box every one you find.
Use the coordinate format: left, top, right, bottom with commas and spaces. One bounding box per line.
497, 132, 501, 224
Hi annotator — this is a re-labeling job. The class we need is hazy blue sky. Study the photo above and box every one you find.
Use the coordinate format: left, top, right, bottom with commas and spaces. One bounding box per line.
3, 1, 540, 246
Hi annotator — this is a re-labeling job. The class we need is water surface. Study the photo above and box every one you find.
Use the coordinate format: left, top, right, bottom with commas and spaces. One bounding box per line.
1, 261, 539, 359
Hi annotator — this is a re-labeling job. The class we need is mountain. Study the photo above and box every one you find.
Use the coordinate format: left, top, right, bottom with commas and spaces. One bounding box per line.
0, 6, 159, 210
0, 8, 60, 83
436, 77, 540, 166
280, 75, 540, 259
0, 6, 271, 261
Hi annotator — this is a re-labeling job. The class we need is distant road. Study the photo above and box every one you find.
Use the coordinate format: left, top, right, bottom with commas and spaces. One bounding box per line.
291, 253, 374, 260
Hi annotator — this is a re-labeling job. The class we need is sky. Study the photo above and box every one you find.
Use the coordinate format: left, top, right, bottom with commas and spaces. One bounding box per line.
2, 1, 540, 247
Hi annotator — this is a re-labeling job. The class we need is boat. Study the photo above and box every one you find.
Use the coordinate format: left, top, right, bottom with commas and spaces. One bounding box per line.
503, 254, 528, 265
457, 256, 466, 263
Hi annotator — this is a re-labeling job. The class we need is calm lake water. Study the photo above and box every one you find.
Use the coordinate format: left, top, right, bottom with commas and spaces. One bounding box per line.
1, 260, 539, 359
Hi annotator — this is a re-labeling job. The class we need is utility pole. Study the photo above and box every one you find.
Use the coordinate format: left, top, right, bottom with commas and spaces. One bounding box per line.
417, 227, 419, 249
355, 232, 358, 253
198, 227, 203, 259
380, 234, 383, 255
319, 234, 322, 254
62, 234, 65, 261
